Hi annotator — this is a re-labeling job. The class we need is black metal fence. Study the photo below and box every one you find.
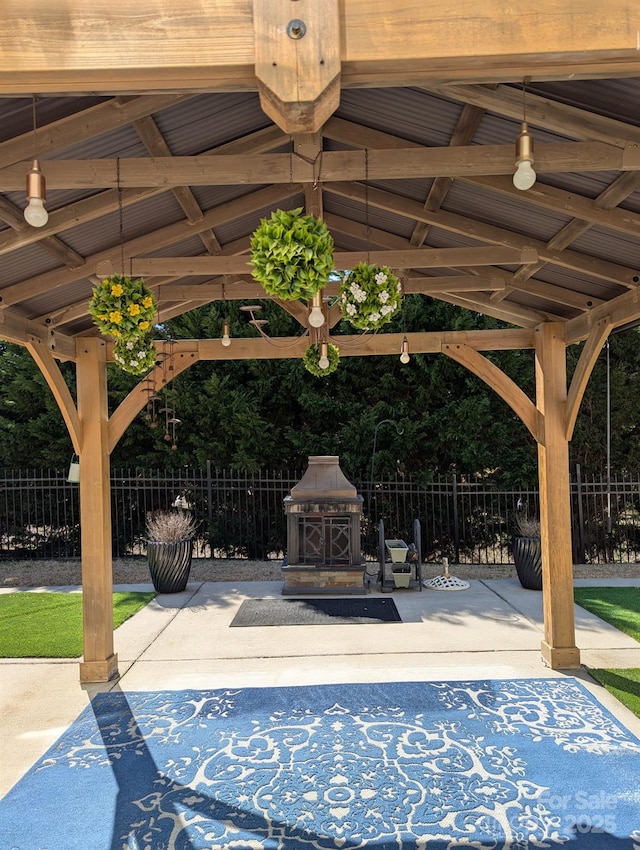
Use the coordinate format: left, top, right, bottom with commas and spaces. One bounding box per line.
1, 463, 639, 564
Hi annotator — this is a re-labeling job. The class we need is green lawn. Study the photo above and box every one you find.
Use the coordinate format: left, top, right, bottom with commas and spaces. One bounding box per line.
574, 586, 640, 719
586, 668, 640, 719
0, 591, 156, 658
573, 586, 640, 643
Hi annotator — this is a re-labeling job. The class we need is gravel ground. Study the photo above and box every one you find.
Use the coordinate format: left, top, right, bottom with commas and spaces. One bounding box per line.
1, 557, 638, 587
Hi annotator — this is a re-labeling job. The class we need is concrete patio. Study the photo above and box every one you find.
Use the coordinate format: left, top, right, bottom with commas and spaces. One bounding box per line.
2, 576, 640, 799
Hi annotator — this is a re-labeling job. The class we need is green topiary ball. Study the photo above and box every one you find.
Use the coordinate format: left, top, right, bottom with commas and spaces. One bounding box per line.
250, 208, 334, 301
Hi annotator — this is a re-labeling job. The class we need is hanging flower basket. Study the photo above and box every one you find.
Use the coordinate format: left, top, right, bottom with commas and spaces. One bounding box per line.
113, 335, 157, 376
303, 341, 340, 377
89, 274, 156, 340
338, 263, 402, 330
249, 208, 334, 301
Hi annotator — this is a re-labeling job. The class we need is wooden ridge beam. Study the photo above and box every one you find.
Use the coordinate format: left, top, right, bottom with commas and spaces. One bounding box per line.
2, 1, 639, 94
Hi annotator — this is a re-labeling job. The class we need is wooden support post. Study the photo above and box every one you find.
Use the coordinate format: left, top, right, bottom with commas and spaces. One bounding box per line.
535, 323, 580, 669
77, 339, 118, 683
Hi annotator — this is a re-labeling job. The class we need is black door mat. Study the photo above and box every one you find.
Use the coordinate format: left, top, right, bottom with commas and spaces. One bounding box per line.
230, 597, 401, 627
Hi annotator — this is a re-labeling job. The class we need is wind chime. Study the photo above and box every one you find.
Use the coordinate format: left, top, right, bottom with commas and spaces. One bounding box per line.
158, 337, 181, 451
142, 377, 160, 429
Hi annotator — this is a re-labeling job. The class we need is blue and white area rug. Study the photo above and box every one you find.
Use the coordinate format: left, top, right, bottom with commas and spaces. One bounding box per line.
2, 679, 640, 849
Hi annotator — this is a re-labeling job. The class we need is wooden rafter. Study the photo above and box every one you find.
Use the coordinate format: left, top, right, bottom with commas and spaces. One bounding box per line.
325, 182, 638, 287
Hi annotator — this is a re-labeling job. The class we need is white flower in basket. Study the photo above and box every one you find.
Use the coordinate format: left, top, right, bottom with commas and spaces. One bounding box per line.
339, 263, 402, 330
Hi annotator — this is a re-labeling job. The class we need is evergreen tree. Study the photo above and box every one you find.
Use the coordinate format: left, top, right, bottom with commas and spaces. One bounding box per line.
2, 309, 639, 485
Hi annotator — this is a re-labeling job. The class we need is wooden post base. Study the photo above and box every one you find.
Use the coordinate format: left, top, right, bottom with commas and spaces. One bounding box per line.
540, 641, 581, 670
79, 654, 119, 683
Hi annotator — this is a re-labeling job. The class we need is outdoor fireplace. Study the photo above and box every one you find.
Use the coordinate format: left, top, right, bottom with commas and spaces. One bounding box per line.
282, 456, 365, 594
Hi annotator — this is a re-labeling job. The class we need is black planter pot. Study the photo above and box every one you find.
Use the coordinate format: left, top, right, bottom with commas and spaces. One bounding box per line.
147, 538, 194, 593
512, 535, 542, 590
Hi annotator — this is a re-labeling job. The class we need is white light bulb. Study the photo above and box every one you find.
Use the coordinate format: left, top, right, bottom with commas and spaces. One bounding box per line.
24, 197, 48, 227
400, 350, 410, 364
318, 355, 330, 370
513, 160, 536, 191
221, 321, 231, 346
308, 305, 325, 328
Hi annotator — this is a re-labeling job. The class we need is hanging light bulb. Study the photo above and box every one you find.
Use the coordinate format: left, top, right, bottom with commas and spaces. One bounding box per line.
24, 158, 48, 227
24, 97, 48, 227
400, 337, 410, 364
308, 290, 325, 328
318, 341, 330, 370
221, 319, 231, 347
513, 121, 536, 190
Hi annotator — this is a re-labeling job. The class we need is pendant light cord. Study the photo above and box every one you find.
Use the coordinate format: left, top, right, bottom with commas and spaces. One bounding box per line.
31, 95, 38, 159
365, 148, 370, 264
116, 157, 126, 276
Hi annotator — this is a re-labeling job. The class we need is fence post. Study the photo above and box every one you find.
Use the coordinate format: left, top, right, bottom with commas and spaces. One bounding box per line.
452, 473, 460, 564
575, 463, 585, 564
206, 460, 213, 527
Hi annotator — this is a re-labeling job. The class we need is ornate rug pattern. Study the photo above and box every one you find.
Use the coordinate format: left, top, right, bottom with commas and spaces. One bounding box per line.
1, 679, 640, 849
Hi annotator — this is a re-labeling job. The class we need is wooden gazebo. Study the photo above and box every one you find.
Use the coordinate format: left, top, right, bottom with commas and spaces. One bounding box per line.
2, 2, 640, 680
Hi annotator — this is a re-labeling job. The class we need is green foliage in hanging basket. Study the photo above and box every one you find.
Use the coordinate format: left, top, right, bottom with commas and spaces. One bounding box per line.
338, 263, 402, 330
113, 335, 157, 376
303, 341, 340, 377
249, 208, 334, 301
89, 274, 156, 340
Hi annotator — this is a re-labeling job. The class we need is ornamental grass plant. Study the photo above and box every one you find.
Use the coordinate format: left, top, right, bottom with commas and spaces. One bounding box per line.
515, 515, 540, 537
146, 510, 198, 542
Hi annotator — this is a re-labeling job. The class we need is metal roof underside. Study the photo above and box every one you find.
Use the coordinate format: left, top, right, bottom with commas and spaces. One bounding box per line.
1, 78, 640, 351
